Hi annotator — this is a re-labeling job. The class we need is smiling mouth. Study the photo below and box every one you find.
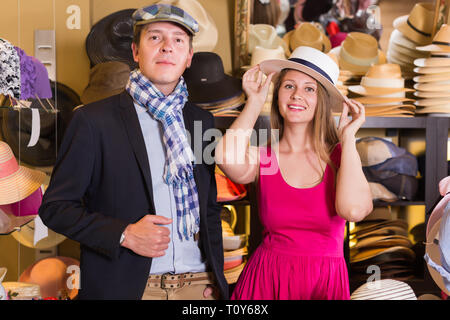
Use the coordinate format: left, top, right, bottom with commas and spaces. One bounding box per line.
288, 105, 306, 110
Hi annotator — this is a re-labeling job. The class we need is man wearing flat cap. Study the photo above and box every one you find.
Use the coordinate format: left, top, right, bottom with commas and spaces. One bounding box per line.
39, 4, 228, 300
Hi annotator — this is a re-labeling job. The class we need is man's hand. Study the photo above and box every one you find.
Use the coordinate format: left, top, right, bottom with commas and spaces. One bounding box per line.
121, 215, 172, 258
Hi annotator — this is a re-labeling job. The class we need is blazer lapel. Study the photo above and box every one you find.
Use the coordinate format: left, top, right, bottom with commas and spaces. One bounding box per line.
118, 92, 155, 210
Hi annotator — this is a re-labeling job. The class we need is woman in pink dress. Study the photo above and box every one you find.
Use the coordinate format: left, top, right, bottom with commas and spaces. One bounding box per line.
215, 46, 373, 300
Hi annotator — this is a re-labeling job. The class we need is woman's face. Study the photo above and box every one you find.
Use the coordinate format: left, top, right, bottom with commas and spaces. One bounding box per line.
277, 69, 318, 125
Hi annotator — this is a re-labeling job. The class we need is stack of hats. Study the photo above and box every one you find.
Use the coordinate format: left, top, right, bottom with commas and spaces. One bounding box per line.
220, 206, 247, 284
347, 64, 416, 117
356, 137, 419, 202
349, 208, 416, 282
183, 52, 244, 117
387, 2, 434, 80
414, 24, 450, 115
328, 32, 386, 99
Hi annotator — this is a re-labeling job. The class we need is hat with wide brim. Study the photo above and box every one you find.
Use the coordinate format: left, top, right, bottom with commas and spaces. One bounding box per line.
11, 218, 66, 249
387, 49, 415, 65
19, 256, 80, 299
183, 52, 242, 104
354, 96, 415, 105
0, 141, 46, 205
1, 82, 81, 167
414, 90, 450, 98
392, 2, 434, 46
389, 29, 419, 51
365, 105, 416, 114
415, 105, 450, 114
415, 98, 450, 107
248, 24, 290, 57
351, 219, 409, 237
388, 42, 429, 59
260, 46, 344, 112
85, 9, 137, 69
416, 24, 450, 53
156, 0, 218, 52
414, 66, 450, 74
352, 234, 413, 250
425, 219, 450, 295
350, 245, 416, 263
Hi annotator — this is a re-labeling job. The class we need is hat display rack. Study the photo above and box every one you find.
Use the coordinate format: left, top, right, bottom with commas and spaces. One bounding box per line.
0, 10, 81, 300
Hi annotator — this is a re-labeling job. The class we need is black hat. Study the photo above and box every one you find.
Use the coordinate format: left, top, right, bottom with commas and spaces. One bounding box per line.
183, 52, 242, 104
85, 9, 138, 70
1, 81, 81, 167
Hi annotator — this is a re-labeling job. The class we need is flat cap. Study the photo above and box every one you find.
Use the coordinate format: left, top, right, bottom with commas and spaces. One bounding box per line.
132, 4, 199, 35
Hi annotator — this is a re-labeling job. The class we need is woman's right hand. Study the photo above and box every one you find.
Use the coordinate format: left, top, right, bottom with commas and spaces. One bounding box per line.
242, 65, 275, 109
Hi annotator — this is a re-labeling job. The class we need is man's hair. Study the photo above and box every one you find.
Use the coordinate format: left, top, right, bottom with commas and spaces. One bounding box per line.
132, 23, 194, 50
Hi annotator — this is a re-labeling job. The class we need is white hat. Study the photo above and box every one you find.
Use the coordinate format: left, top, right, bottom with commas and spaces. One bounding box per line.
259, 46, 344, 112
351, 279, 417, 300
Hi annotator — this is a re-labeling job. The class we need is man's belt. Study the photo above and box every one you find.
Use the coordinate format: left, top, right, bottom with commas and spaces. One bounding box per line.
147, 272, 214, 289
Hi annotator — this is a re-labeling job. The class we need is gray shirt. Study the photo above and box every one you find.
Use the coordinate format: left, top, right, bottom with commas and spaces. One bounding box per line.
133, 102, 207, 275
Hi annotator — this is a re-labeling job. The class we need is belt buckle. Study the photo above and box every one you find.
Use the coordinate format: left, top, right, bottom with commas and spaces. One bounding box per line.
160, 273, 184, 289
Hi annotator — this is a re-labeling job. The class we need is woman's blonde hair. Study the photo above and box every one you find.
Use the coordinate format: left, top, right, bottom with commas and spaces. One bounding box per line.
270, 68, 340, 175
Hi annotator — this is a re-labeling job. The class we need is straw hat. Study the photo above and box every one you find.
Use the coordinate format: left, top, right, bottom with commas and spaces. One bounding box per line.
354, 96, 414, 105
414, 65, 450, 74
388, 42, 429, 59
248, 24, 289, 56
19, 257, 80, 299
2, 282, 41, 300
389, 29, 419, 51
157, 0, 218, 52
350, 246, 415, 263
414, 80, 450, 92
282, 22, 331, 53
352, 235, 412, 250
414, 90, 450, 98
393, 2, 434, 46
351, 279, 417, 300
413, 72, 450, 83
348, 64, 413, 96
415, 98, 450, 107
0, 141, 46, 205
417, 24, 450, 53
260, 46, 344, 112
338, 32, 385, 74
242, 45, 286, 71
415, 105, 450, 114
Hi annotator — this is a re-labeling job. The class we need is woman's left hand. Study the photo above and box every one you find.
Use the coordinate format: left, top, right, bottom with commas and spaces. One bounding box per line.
337, 98, 365, 142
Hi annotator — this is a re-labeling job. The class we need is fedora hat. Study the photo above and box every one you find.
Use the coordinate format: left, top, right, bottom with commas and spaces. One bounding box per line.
156, 0, 218, 52
282, 22, 331, 53
85, 9, 137, 69
393, 2, 434, 46
0, 38, 20, 100
19, 256, 80, 299
417, 24, 450, 53
81, 61, 130, 105
414, 90, 450, 99
183, 52, 242, 104
242, 45, 286, 71
0, 141, 45, 205
350, 279, 417, 300
348, 64, 413, 96
414, 81, 450, 92
387, 49, 416, 66
260, 46, 344, 112
248, 24, 289, 57
388, 42, 429, 59
425, 215, 450, 295
338, 32, 384, 74
389, 29, 419, 51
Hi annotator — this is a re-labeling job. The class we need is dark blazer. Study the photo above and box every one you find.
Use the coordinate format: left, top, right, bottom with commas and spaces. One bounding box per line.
39, 91, 228, 300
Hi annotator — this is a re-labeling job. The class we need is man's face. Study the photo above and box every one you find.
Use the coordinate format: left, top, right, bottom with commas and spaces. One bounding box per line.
132, 21, 193, 95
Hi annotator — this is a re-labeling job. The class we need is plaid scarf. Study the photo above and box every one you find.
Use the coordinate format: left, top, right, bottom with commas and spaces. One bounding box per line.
126, 69, 200, 241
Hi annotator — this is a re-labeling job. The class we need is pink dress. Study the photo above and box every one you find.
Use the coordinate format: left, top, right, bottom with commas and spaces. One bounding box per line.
231, 144, 350, 300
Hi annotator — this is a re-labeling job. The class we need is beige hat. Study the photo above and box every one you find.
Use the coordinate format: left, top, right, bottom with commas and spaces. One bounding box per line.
389, 29, 419, 51
2, 282, 41, 300
415, 98, 450, 107
242, 45, 286, 71
248, 24, 289, 56
11, 219, 66, 249
387, 49, 415, 65
354, 96, 414, 105
414, 90, 450, 98
393, 2, 434, 46
413, 72, 450, 83
348, 64, 414, 96
414, 81, 450, 92
388, 42, 429, 59
414, 57, 450, 68
157, 0, 218, 52
415, 105, 450, 114
282, 22, 331, 54
414, 65, 450, 74
417, 24, 450, 53
338, 32, 386, 74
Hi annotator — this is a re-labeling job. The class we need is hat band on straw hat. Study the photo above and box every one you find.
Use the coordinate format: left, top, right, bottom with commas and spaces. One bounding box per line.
361, 77, 405, 88
407, 19, 431, 37
433, 41, 450, 47
0, 156, 19, 179
288, 57, 334, 84
340, 46, 379, 67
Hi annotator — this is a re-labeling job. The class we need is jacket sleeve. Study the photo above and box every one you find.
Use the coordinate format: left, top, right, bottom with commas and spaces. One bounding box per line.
38, 108, 128, 260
